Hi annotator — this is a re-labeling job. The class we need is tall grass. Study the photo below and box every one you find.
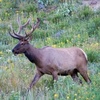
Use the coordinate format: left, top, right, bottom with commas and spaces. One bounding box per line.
0, 0, 100, 100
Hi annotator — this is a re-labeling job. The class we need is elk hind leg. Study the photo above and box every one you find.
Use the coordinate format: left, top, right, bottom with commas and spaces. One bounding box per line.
78, 67, 91, 84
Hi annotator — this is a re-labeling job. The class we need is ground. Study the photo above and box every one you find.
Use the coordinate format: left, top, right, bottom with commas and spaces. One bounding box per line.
82, 0, 100, 11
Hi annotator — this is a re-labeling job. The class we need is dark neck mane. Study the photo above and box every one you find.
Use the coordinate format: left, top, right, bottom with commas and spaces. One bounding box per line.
24, 45, 42, 65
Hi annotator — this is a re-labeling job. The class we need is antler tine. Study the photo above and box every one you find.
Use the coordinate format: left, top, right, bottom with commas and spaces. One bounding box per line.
9, 24, 13, 31
22, 18, 30, 28
17, 16, 21, 34
8, 24, 21, 40
25, 18, 40, 37
17, 16, 30, 34
13, 30, 24, 39
9, 31, 21, 40
32, 18, 40, 31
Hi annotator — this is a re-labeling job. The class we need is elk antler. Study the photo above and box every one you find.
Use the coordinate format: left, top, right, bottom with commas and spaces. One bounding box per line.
16, 16, 30, 34
9, 24, 23, 40
9, 17, 40, 40
24, 18, 40, 39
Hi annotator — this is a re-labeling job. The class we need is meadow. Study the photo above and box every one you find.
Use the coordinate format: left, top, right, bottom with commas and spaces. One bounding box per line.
0, 0, 100, 100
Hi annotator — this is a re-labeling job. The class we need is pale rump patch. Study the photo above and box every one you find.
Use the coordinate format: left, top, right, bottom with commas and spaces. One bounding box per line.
79, 48, 88, 61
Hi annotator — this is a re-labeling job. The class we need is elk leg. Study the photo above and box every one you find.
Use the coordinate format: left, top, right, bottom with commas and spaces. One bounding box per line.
52, 71, 58, 81
28, 71, 43, 92
78, 68, 91, 84
71, 73, 82, 84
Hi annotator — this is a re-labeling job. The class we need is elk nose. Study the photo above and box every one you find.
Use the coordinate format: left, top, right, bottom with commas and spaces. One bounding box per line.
12, 49, 15, 53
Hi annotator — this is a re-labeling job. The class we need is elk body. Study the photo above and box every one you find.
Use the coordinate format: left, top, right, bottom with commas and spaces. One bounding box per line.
9, 17, 91, 91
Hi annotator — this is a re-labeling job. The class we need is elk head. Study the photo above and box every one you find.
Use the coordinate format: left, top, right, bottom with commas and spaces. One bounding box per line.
9, 17, 40, 55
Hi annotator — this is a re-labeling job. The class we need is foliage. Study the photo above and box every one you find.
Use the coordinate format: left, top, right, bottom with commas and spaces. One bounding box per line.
38, 0, 55, 6
0, 0, 100, 100
87, 16, 100, 36
87, 50, 100, 62
77, 6, 93, 19
18, 2, 37, 14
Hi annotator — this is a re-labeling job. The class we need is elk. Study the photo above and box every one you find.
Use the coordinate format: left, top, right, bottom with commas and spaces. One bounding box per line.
9, 17, 91, 92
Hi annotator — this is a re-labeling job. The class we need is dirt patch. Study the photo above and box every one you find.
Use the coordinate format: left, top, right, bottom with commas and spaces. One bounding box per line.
82, 0, 100, 11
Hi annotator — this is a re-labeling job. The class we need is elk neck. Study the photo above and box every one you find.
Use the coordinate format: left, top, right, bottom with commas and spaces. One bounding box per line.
24, 44, 42, 66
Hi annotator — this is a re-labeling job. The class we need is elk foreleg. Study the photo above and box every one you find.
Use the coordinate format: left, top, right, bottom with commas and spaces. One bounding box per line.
28, 70, 43, 92
71, 73, 82, 84
52, 71, 58, 81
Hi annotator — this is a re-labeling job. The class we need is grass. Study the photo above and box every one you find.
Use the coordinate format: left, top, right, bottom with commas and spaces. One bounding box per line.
0, 0, 100, 100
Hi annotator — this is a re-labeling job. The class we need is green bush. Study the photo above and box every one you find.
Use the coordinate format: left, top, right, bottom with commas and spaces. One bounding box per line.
19, 2, 37, 14
93, 16, 100, 28
77, 6, 93, 19
87, 16, 100, 36
87, 50, 100, 62
9, 91, 20, 100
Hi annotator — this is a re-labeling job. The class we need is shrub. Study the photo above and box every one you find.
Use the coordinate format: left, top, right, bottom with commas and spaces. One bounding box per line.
87, 16, 100, 36
87, 50, 100, 62
9, 91, 20, 100
77, 6, 93, 20
18, 2, 37, 14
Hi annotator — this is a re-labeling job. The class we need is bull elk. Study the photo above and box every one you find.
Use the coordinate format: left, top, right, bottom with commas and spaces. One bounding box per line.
9, 17, 91, 92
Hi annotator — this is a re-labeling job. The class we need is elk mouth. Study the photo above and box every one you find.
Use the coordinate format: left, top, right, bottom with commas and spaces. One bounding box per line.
13, 53, 18, 56
12, 51, 19, 56
14, 53, 18, 56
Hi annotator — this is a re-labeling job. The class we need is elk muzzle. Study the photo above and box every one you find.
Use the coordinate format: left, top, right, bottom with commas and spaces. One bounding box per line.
12, 48, 18, 56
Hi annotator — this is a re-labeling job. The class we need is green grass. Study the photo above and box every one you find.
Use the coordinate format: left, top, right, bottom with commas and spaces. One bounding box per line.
0, 0, 100, 100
